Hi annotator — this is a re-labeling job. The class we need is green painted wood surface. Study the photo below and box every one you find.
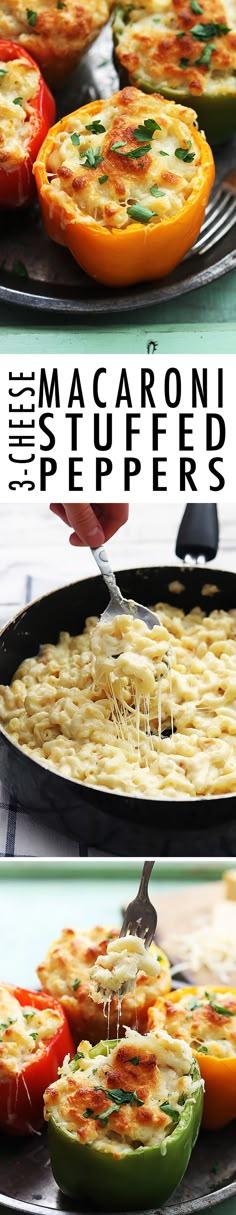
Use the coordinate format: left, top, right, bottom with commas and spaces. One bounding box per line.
0, 269, 235, 353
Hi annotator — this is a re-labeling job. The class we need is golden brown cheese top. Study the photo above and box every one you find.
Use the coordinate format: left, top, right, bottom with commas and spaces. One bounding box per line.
113, 0, 236, 96
0, 986, 62, 1076
44, 86, 202, 230
149, 989, 236, 1057
0, 56, 40, 166
0, 0, 113, 85
44, 1028, 196, 1152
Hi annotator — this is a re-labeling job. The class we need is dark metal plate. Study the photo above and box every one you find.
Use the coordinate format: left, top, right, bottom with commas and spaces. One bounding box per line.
0, 1123, 236, 1215
0, 24, 236, 315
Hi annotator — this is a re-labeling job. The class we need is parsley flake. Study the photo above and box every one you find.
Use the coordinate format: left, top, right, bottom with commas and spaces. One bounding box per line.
72, 978, 81, 990
205, 991, 235, 1017
160, 1102, 180, 1122
190, 0, 203, 11
175, 139, 195, 161
150, 186, 165, 196
13, 97, 23, 106
159, 149, 169, 155
85, 120, 106, 134
71, 132, 80, 146
111, 140, 127, 150
191, 20, 230, 38
0, 69, 7, 78
179, 56, 190, 66
57, 1, 66, 7
99, 174, 108, 183
133, 118, 162, 141
127, 201, 155, 222
26, 8, 37, 25
194, 42, 214, 65
80, 147, 103, 168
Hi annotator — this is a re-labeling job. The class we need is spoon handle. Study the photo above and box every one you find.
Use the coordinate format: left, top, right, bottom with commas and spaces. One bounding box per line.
91, 545, 123, 605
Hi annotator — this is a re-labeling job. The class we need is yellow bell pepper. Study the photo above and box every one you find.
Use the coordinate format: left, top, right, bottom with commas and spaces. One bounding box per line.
148, 986, 236, 1130
34, 91, 215, 288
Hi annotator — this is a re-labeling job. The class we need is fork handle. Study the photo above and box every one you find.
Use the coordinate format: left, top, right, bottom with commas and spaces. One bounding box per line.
137, 861, 155, 901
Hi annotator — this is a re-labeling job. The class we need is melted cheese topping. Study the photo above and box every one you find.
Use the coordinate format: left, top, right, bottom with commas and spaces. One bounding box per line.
44, 1028, 197, 1153
90, 936, 160, 1002
44, 86, 202, 230
0, 986, 62, 1076
0, 57, 40, 166
149, 989, 236, 1058
1, 602, 236, 800
37, 926, 170, 1043
0, 0, 113, 87
113, 0, 236, 97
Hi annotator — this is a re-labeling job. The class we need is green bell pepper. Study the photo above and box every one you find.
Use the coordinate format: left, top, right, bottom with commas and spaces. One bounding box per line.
113, 5, 236, 145
46, 1041, 203, 1211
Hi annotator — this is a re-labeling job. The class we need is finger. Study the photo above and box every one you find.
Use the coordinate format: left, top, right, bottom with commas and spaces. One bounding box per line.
62, 503, 105, 547
91, 504, 129, 542
50, 504, 69, 525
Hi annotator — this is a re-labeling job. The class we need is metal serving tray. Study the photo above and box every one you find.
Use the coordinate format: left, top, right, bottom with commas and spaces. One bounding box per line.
0, 24, 236, 315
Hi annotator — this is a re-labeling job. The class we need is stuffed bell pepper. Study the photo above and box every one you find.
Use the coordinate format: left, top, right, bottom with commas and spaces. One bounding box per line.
0, 982, 74, 1133
33, 85, 215, 287
44, 1027, 203, 1211
0, 41, 55, 208
148, 985, 236, 1129
113, 0, 236, 146
0, 0, 114, 90
37, 925, 171, 1043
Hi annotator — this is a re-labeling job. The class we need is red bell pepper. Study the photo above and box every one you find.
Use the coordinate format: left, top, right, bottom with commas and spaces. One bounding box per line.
0, 41, 55, 208
0, 984, 75, 1134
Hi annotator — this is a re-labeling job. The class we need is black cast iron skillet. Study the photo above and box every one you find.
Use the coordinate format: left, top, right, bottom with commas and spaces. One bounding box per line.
0, 505, 235, 855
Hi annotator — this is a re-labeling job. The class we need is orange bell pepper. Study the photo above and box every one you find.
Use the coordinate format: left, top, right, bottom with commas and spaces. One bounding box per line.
148, 986, 236, 1130
34, 93, 215, 288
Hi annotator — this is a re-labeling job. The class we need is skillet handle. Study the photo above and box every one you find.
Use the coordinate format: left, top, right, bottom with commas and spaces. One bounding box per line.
175, 505, 219, 563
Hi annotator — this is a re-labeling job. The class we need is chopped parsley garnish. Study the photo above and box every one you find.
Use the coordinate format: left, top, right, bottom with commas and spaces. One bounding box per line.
0, 1018, 16, 1034
150, 186, 165, 197
85, 120, 106, 134
176, 30, 185, 37
190, 0, 203, 12
80, 147, 103, 167
0, 69, 7, 78
99, 174, 109, 183
71, 132, 80, 146
29, 1032, 38, 1040
160, 1102, 180, 1123
188, 997, 201, 1011
191, 20, 230, 38
111, 140, 127, 150
156, 954, 163, 961
127, 1056, 140, 1065
194, 43, 214, 66
133, 118, 162, 141
95, 1087, 144, 1107
23, 1011, 36, 1019
72, 978, 81, 990
127, 202, 155, 222
74, 1051, 84, 1060
175, 139, 195, 161
159, 150, 169, 155
205, 992, 235, 1017
26, 8, 37, 24
124, 144, 151, 158
83, 1107, 95, 1119
13, 97, 23, 106
96, 1105, 119, 1126
57, 1, 66, 7
179, 56, 190, 66
197, 1044, 208, 1053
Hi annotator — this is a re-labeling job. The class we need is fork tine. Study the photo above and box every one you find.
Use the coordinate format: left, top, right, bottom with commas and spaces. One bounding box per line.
197, 202, 236, 256
194, 198, 236, 251
199, 194, 228, 233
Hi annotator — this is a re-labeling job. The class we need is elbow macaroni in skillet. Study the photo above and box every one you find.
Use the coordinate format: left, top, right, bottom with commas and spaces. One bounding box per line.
0, 603, 236, 799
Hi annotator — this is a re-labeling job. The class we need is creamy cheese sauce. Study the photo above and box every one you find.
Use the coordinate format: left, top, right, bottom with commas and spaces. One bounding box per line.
1, 602, 236, 799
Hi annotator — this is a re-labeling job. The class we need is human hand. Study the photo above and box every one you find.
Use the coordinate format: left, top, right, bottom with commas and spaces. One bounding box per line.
50, 503, 129, 546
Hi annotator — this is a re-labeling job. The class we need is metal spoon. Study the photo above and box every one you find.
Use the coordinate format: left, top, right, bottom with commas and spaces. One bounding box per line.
91, 545, 161, 629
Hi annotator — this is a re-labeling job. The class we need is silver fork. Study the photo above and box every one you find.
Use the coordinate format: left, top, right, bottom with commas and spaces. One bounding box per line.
120, 861, 157, 949
190, 169, 236, 258
91, 544, 161, 629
